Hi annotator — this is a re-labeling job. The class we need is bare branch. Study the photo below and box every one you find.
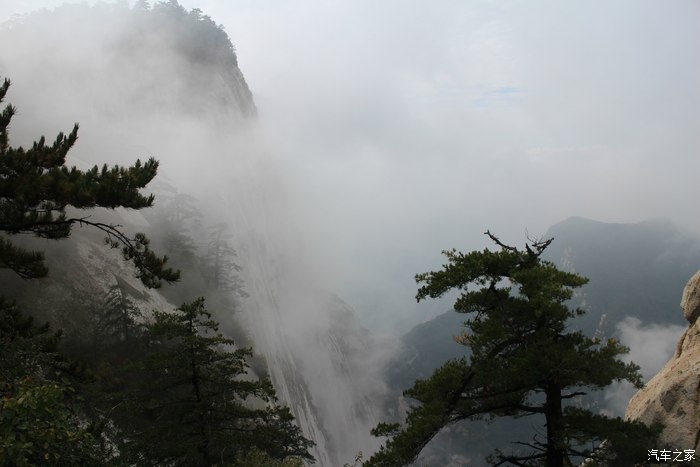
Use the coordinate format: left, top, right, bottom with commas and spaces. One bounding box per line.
485, 230, 518, 252
493, 450, 546, 467
513, 440, 546, 452
561, 391, 587, 400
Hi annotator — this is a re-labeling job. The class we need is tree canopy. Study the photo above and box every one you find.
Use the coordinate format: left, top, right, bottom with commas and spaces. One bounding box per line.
0, 299, 106, 466
0, 77, 178, 287
108, 298, 314, 465
367, 232, 658, 467
0, 75, 312, 465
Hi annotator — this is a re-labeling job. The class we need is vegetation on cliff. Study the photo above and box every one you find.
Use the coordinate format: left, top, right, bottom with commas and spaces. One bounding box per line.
0, 75, 312, 465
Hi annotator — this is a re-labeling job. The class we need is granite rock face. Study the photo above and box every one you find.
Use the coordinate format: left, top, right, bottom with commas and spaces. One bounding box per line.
625, 270, 700, 450
681, 269, 700, 323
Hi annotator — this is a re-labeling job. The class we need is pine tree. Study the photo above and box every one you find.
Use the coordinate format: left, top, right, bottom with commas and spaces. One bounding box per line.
0, 299, 62, 394
204, 222, 246, 296
87, 283, 144, 355
0, 299, 107, 466
111, 298, 314, 465
0, 75, 180, 464
0, 77, 178, 288
367, 232, 659, 467
146, 182, 202, 262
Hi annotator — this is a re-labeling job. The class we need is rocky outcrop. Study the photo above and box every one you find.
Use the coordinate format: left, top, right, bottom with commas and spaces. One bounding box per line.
625, 270, 700, 450
681, 269, 700, 323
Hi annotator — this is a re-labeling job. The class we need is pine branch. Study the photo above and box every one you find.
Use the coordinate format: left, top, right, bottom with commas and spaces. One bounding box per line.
485, 230, 518, 252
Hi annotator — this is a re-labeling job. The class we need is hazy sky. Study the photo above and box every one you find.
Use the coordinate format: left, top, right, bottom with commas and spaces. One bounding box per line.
3, 0, 699, 333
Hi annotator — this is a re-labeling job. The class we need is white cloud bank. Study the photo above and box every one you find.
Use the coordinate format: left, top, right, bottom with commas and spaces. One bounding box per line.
605, 316, 686, 416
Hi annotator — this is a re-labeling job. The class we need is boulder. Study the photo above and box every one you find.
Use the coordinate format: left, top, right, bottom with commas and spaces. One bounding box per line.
681, 269, 700, 324
625, 269, 700, 450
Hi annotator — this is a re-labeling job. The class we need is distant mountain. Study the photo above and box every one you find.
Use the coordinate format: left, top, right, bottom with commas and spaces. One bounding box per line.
384, 217, 700, 464
386, 309, 467, 393
544, 216, 700, 333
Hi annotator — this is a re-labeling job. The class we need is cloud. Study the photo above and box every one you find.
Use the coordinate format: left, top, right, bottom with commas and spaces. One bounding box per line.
186, 0, 700, 332
3, 0, 700, 335
604, 316, 685, 415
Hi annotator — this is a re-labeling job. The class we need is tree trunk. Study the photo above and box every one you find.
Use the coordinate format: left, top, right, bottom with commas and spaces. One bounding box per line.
188, 318, 210, 463
545, 382, 565, 467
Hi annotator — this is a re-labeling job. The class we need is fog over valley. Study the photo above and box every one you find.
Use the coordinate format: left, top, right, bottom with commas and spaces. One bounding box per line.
4, 0, 699, 334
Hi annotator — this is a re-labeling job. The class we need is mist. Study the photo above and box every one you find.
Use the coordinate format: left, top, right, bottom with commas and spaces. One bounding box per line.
3, 0, 699, 335
2, 0, 700, 463
175, 0, 700, 334
0, 4, 390, 463
605, 317, 686, 415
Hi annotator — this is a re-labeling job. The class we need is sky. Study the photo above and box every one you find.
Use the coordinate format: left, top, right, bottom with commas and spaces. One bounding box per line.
2, 0, 700, 334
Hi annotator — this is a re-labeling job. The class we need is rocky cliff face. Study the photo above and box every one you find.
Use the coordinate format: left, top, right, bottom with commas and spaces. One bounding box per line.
625, 269, 700, 450
0, 3, 256, 122
0, 4, 386, 464
0, 211, 174, 342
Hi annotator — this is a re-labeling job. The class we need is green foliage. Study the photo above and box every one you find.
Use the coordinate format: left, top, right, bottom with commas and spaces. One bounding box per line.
0, 12, 297, 464
560, 407, 662, 466
0, 378, 105, 467
0, 300, 109, 466
235, 447, 305, 467
0, 299, 61, 390
86, 284, 144, 356
141, 184, 247, 319
109, 298, 314, 465
367, 232, 657, 467
0, 77, 178, 287
343, 451, 365, 467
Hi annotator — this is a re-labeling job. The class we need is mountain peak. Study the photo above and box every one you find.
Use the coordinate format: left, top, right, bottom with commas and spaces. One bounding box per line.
0, 2, 256, 122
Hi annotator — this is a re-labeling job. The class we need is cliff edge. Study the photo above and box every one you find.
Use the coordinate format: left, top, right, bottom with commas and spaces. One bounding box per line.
625, 269, 700, 450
